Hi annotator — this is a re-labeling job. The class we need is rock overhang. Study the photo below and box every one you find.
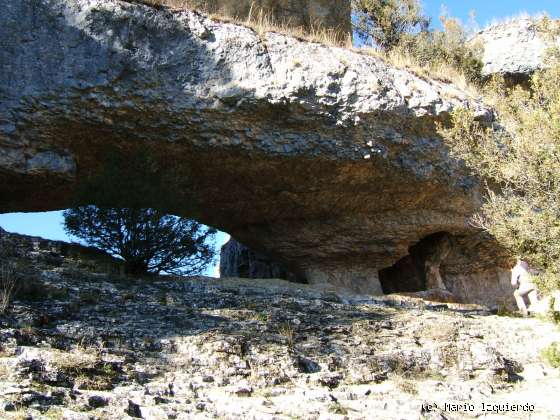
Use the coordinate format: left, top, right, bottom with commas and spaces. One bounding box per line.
0, 0, 505, 293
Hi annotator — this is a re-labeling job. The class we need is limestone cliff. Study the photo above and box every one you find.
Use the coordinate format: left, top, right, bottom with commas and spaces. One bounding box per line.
219, 238, 300, 281
0, 0, 509, 296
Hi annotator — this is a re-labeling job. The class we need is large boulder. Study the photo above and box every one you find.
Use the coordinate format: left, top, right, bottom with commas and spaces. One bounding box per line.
0, 0, 511, 298
473, 17, 560, 81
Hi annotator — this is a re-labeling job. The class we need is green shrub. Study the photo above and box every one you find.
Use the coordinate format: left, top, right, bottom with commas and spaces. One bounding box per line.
353, 1, 483, 85
352, 0, 430, 50
541, 342, 560, 368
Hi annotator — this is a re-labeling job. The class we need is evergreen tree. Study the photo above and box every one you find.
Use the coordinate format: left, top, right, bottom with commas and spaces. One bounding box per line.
64, 207, 215, 276
64, 151, 216, 276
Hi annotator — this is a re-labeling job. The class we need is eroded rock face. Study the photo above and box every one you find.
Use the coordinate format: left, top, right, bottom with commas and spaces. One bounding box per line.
1, 0, 507, 295
219, 238, 300, 281
473, 18, 560, 80
0, 228, 123, 279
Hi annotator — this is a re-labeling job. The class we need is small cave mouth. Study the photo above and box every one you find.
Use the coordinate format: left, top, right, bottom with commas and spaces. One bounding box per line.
379, 254, 425, 294
379, 232, 451, 294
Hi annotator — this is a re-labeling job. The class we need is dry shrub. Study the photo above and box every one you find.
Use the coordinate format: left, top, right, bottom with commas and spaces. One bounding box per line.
49, 348, 99, 372
278, 322, 295, 349
396, 378, 418, 394
395, 14, 483, 85
541, 342, 560, 368
0, 261, 16, 314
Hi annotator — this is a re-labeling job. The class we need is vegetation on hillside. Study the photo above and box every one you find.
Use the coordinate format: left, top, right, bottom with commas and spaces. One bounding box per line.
440, 50, 560, 292
352, 1, 560, 293
352, 0, 430, 50
352, 0, 484, 85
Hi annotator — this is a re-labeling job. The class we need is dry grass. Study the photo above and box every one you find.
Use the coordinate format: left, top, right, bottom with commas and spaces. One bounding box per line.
49, 338, 106, 373
353, 46, 481, 95
0, 262, 16, 314
396, 378, 419, 395
329, 401, 351, 415
278, 322, 295, 349
132, 0, 351, 46
0, 361, 10, 380
49, 348, 99, 372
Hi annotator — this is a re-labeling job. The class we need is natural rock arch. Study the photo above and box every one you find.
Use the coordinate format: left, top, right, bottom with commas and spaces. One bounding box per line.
1, 0, 512, 300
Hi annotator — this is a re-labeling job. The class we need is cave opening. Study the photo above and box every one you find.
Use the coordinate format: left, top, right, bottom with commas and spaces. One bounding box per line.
379, 232, 452, 294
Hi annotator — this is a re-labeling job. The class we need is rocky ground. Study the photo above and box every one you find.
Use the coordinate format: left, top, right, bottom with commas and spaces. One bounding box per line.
1, 232, 559, 419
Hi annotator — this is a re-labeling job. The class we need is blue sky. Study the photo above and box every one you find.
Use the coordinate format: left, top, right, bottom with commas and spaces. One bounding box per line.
423, 0, 560, 29
0, 211, 229, 276
1, 0, 558, 276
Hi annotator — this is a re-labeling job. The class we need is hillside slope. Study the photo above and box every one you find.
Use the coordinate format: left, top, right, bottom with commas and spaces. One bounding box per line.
0, 231, 559, 419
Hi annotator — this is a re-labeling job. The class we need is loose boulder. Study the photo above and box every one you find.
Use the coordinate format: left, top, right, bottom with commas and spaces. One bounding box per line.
472, 17, 560, 82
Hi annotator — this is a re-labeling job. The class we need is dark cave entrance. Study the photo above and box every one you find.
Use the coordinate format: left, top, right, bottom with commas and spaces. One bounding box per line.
378, 232, 451, 294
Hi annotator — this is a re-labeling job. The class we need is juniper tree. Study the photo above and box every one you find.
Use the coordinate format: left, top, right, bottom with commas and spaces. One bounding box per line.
352, 0, 430, 50
64, 152, 216, 276
64, 207, 215, 276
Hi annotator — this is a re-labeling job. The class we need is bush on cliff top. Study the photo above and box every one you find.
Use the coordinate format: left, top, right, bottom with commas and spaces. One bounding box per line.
352, 0, 483, 85
395, 14, 483, 84
352, 0, 430, 50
